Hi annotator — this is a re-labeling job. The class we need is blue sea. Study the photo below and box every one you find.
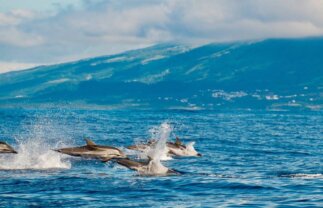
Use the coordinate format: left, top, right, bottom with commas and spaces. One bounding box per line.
0, 108, 322, 207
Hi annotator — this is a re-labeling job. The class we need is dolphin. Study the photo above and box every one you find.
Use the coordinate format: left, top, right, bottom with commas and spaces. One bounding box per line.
128, 137, 202, 157
0, 141, 17, 154
54, 138, 127, 161
115, 157, 179, 176
167, 137, 202, 157
127, 139, 156, 151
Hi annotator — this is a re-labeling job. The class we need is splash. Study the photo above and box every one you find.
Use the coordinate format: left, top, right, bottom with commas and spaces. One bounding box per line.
0, 139, 70, 170
147, 122, 172, 161
129, 122, 173, 161
144, 122, 172, 175
0, 119, 71, 170
185, 142, 199, 156
124, 122, 174, 175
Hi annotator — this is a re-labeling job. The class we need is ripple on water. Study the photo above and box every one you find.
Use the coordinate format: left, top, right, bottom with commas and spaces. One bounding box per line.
0, 109, 322, 207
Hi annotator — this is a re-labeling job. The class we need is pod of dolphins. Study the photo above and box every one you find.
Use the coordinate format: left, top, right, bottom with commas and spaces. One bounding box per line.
0, 137, 201, 176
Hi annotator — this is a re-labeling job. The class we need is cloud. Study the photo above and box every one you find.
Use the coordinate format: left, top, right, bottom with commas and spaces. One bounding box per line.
0, 61, 39, 74
0, 9, 44, 47
1, 0, 323, 71
164, 0, 323, 42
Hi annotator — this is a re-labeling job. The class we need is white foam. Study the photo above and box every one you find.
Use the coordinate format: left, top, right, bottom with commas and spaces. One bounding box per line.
135, 145, 173, 161
0, 120, 71, 170
147, 122, 172, 161
47, 78, 70, 84
286, 173, 323, 179
141, 55, 165, 64
212, 90, 247, 101
141, 122, 173, 174
265, 95, 279, 100
132, 69, 170, 84
0, 139, 70, 170
185, 142, 199, 155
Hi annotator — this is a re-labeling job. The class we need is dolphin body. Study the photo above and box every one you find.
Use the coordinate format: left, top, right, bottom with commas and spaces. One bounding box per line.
127, 139, 156, 151
167, 137, 202, 157
0, 141, 17, 154
127, 137, 202, 157
54, 138, 127, 161
115, 158, 179, 176
127, 143, 151, 152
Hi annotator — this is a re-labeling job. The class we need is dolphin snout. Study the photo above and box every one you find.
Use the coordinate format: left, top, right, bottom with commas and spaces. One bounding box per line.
52, 149, 61, 153
197, 153, 202, 157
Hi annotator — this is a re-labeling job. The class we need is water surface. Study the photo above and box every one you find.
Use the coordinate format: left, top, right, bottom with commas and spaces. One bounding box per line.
0, 109, 322, 207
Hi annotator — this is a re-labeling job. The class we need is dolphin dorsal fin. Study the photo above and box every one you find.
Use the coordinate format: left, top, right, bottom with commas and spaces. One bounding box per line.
85, 138, 96, 146
175, 137, 182, 146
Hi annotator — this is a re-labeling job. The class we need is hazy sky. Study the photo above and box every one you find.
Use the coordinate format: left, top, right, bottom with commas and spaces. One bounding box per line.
1, 0, 323, 73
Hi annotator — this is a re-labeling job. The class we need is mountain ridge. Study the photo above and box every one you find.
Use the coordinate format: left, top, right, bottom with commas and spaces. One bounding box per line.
0, 38, 322, 110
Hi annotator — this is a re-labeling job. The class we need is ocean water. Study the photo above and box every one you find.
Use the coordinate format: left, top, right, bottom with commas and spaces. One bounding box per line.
0, 108, 322, 207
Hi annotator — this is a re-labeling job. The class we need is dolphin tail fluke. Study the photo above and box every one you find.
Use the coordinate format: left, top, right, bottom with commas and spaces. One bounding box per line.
0, 142, 18, 154
8, 146, 17, 154
147, 155, 153, 162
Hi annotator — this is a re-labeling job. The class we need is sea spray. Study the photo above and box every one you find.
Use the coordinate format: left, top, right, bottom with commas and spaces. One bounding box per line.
144, 122, 172, 174
0, 139, 71, 170
0, 119, 71, 170
147, 122, 172, 161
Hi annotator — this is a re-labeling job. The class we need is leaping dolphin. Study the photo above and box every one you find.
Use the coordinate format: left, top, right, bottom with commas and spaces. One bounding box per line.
127, 137, 202, 157
0, 141, 17, 154
167, 137, 202, 157
115, 157, 179, 176
54, 138, 127, 161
